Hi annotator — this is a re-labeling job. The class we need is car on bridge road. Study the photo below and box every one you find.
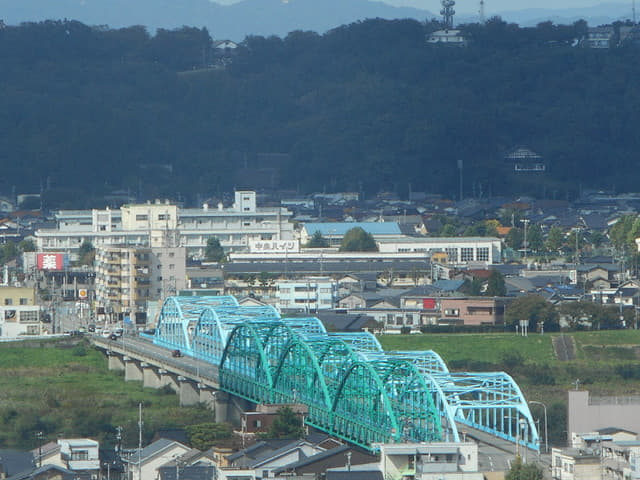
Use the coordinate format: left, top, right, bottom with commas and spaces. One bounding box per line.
171, 349, 182, 358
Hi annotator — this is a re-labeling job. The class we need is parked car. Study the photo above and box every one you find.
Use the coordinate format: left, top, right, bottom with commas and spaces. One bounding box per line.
109, 333, 118, 340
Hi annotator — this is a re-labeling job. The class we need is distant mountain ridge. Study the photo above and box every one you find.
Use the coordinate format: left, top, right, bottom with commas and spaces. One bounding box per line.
0, 0, 634, 40
0, 0, 433, 40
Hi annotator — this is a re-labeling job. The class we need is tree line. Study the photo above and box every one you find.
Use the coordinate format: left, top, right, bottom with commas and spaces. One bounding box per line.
1, 18, 639, 207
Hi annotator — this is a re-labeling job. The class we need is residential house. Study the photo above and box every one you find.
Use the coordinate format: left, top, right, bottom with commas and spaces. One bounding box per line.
439, 297, 508, 326
504, 147, 546, 173
125, 438, 191, 480
551, 448, 601, 480
157, 448, 216, 480
585, 26, 615, 48
376, 442, 484, 480
272, 444, 377, 478
241, 404, 308, 435
220, 436, 330, 479
0, 449, 35, 478
6, 464, 78, 480
426, 29, 467, 45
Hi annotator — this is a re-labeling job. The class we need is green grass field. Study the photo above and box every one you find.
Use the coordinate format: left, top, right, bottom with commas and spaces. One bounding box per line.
0, 341, 214, 449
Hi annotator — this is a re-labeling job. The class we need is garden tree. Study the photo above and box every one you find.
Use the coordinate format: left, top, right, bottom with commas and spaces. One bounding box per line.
565, 229, 584, 254
306, 230, 329, 248
186, 422, 232, 450
586, 230, 605, 249
505, 456, 544, 480
266, 407, 304, 439
463, 219, 499, 237
526, 224, 543, 252
258, 271, 275, 289
18, 239, 36, 252
499, 208, 523, 227
205, 237, 225, 262
77, 241, 95, 266
558, 301, 601, 328
504, 294, 559, 332
462, 277, 484, 296
485, 270, 506, 296
545, 226, 564, 253
0, 241, 18, 265
440, 224, 458, 236
608, 215, 638, 252
340, 227, 378, 252
505, 227, 523, 250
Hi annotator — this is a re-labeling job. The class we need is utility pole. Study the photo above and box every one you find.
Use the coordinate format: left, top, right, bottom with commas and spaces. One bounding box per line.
138, 403, 143, 480
520, 219, 530, 264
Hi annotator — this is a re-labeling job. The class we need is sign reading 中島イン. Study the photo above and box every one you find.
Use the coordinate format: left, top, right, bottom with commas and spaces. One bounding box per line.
249, 240, 299, 253
36, 253, 68, 271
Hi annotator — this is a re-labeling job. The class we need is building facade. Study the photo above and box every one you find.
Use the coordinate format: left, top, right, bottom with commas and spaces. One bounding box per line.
95, 244, 186, 318
377, 237, 502, 266
276, 277, 337, 312
35, 191, 294, 259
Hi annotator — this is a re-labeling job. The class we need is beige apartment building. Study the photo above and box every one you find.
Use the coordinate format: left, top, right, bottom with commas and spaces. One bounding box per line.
95, 244, 186, 318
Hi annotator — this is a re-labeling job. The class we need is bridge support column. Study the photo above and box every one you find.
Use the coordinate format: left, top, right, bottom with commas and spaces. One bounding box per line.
107, 353, 125, 371
178, 376, 200, 406
213, 391, 231, 423
158, 369, 178, 392
124, 357, 143, 382
142, 364, 162, 389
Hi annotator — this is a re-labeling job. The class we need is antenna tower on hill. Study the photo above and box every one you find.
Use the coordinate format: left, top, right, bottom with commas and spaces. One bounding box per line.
441, 0, 456, 29
633, 0, 637, 23
479, 0, 486, 23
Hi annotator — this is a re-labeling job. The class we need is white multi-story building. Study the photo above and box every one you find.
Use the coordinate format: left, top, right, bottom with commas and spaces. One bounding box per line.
276, 277, 336, 312
377, 237, 502, 266
35, 191, 294, 259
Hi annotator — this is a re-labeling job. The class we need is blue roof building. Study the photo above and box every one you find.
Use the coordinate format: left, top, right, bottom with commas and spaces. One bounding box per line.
301, 222, 403, 246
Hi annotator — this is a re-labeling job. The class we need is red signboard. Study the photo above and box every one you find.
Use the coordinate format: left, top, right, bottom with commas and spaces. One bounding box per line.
37, 253, 65, 271
423, 298, 436, 309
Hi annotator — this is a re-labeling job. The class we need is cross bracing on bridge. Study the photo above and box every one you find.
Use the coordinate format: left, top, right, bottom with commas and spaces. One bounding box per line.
153, 295, 540, 451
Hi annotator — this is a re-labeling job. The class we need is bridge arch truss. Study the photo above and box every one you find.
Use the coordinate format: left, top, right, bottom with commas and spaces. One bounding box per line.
153, 295, 539, 451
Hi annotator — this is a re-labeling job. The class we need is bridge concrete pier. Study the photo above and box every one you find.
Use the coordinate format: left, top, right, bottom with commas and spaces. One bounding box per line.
142, 364, 162, 389
107, 352, 125, 371
178, 376, 200, 406
159, 369, 179, 392
124, 357, 143, 382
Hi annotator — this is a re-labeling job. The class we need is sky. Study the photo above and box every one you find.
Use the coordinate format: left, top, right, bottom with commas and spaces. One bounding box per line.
212, 0, 613, 13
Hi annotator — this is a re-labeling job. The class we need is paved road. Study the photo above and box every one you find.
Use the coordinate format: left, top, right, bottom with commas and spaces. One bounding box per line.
91, 334, 220, 384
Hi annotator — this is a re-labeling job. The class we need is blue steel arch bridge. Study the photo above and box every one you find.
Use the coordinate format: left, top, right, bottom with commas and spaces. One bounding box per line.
150, 295, 539, 452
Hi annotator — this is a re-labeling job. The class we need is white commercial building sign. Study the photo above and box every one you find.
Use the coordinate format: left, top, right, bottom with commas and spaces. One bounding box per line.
249, 240, 299, 253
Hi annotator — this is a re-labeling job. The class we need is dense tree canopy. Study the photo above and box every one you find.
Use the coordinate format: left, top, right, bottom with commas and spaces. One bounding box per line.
1, 19, 639, 207
340, 227, 378, 252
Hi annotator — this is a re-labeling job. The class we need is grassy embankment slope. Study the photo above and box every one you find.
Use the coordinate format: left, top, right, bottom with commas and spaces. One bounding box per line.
0, 340, 214, 449
380, 330, 640, 444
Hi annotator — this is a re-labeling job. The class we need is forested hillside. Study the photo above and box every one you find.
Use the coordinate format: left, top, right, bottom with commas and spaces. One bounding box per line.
1, 18, 638, 207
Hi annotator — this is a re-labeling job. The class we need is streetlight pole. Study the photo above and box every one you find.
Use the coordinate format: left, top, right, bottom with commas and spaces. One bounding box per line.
529, 400, 548, 454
